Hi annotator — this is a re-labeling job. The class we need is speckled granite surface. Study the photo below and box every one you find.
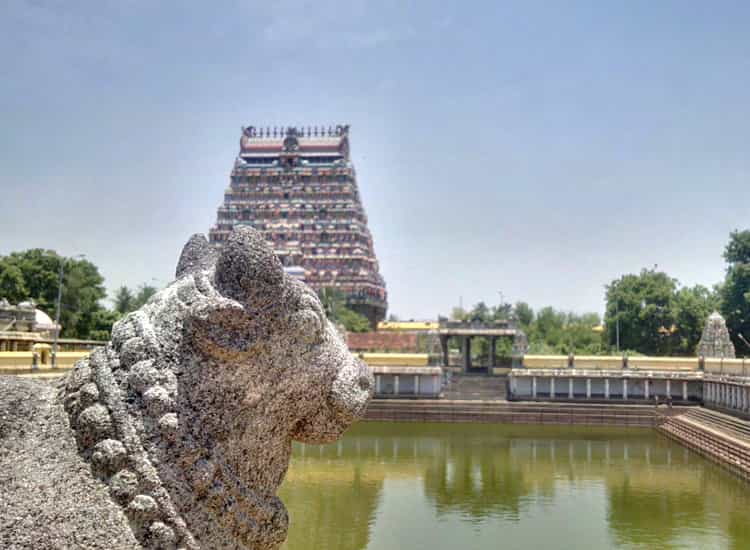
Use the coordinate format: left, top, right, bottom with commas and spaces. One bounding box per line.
1, 227, 373, 549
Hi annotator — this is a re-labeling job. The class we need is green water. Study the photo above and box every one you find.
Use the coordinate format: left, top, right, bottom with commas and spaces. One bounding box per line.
279, 422, 750, 550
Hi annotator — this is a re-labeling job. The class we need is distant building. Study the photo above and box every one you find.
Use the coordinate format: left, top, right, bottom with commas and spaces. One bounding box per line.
0, 299, 58, 351
209, 125, 387, 326
0, 299, 102, 353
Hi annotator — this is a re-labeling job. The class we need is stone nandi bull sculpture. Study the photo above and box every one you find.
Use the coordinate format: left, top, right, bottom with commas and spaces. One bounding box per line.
0, 227, 374, 550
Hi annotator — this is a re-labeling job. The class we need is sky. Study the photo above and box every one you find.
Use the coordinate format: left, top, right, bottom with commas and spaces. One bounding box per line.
1, 1, 749, 320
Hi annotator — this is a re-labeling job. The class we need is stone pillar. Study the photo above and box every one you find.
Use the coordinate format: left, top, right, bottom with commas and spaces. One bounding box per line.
394, 375, 400, 396
586, 378, 591, 399
623, 379, 628, 400
376, 375, 381, 395
740, 386, 745, 410
604, 378, 610, 399
490, 337, 497, 369
644, 379, 649, 400
568, 378, 574, 399
666, 379, 671, 400
532, 376, 537, 399
463, 337, 472, 372
682, 381, 688, 402
550, 377, 555, 400
440, 335, 449, 367
415, 375, 420, 396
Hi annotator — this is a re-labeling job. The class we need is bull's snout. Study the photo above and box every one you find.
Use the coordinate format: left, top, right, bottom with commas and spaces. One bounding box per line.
329, 356, 374, 424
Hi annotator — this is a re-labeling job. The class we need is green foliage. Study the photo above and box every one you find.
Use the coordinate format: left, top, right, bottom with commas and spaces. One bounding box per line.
527, 308, 603, 355
514, 301, 534, 328
114, 286, 135, 315
720, 229, 750, 352
133, 284, 158, 310
0, 263, 27, 303
89, 309, 121, 342
446, 300, 604, 357
723, 229, 750, 264
317, 288, 371, 333
337, 307, 371, 333
605, 269, 717, 356
0, 249, 107, 339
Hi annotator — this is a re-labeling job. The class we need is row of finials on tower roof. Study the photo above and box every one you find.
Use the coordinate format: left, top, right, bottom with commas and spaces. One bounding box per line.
242, 125, 350, 139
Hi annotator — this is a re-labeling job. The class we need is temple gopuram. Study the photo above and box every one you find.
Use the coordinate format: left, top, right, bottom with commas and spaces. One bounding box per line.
209, 125, 387, 326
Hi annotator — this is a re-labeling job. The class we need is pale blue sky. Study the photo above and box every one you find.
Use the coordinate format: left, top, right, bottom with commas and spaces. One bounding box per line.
1, 1, 748, 319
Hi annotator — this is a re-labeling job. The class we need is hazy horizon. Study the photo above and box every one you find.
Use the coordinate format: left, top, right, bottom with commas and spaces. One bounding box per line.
1, 1, 748, 319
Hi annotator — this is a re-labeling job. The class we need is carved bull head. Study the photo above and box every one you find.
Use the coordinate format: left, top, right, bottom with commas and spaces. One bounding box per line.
63, 227, 373, 549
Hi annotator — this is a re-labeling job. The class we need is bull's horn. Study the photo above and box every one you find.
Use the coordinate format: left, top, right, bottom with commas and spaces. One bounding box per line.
176, 234, 217, 278
214, 226, 284, 305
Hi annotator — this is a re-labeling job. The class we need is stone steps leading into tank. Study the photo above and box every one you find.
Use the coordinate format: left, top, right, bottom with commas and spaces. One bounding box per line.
682, 408, 750, 443
442, 374, 508, 401
365, 400, 666, 426
658, 416, 750, 480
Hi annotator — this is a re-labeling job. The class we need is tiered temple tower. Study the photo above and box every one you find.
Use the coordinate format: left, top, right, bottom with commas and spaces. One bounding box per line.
209, 125, 387, 326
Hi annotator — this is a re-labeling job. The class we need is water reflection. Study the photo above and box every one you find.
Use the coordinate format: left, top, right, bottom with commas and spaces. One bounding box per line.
279, 422, 750, 550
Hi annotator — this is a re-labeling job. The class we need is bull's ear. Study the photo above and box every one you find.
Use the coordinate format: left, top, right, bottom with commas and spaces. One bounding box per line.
176, 234, 217, 278
214, 226, 284, 306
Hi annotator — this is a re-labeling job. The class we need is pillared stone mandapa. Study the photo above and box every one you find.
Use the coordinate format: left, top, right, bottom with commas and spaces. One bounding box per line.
0, 226, 373, 550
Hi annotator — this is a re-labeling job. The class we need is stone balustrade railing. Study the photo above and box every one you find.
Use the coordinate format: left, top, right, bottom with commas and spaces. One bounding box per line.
522, 354, 750, 375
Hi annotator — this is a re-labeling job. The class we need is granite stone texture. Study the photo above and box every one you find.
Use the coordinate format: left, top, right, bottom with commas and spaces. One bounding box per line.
698, 311, 736, 359
0, 227, 374, 550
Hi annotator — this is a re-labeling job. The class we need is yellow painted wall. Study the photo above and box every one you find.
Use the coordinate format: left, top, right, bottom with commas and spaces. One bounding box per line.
705, 358, 749, 376
574, 356, 624, 370
376, 322, 439, 331
0, 352, 34, 368
0, 350, 90, 375
522, 354, 702, 371
522, 355, 568, 369
359, 353, 429, 366
628, 357, 698, 371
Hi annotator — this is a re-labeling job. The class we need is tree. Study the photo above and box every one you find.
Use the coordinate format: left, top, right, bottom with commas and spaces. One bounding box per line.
133, 284, 158, 310
0, 249, 107, 339
469, 301, 491, 322
89, 309, 121, 341
604, 269, 678, 355
514, 301, 534, 328
450, 306, 469, 321
0, 263, 27, 303
337, 307, 371, 333
114, 286, 135, 315
317, 288, 371, 333
720, 229, 750, 353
